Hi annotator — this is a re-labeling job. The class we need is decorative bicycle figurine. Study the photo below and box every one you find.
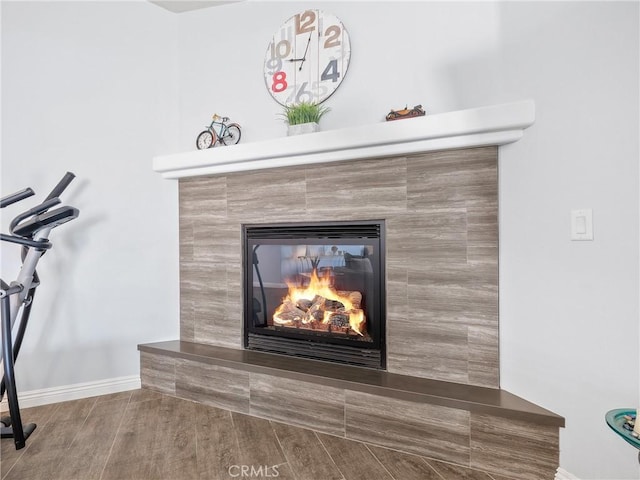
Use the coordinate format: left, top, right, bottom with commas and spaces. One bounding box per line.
196, 114, 242, 150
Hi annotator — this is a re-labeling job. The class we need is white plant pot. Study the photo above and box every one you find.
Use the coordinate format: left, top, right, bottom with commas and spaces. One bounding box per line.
287, 122, 319, 136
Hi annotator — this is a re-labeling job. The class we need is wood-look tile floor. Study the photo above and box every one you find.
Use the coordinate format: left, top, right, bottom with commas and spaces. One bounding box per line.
1, 389, 517, 480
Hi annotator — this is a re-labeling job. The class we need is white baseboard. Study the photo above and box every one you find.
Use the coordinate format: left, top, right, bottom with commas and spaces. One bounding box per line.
1, 375, 141, 410
555, 467, 581, 480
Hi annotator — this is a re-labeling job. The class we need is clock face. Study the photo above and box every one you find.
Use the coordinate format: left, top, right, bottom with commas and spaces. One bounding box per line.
264, 10, 351, 106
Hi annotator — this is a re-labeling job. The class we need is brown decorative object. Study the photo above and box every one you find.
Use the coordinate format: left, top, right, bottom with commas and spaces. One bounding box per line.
386, 104, 426, 121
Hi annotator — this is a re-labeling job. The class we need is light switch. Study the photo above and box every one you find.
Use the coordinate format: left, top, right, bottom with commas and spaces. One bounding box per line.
571, 209, 593, 241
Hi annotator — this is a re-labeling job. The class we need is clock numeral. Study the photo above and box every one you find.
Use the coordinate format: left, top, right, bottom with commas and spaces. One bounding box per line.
286, 82, 330, 104
321, 60, 340, 83
295, 10, 316, 34
311, 81, 329, 100
295, 82, 314, 104
271, 71, 288, 93
265, 57, 282, 75
324, 25, 341, 48
270, 39, 291, 59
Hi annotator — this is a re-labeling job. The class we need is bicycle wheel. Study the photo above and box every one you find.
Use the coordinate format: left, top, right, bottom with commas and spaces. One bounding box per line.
196, 130, 215, 150
220, 123, 241, 146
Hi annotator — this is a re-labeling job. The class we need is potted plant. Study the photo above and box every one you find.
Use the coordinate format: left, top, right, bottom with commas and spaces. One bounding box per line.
280, 102, 330, 136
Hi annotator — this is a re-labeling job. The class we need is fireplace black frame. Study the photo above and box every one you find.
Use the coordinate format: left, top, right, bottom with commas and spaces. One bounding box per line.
242, 220, 386, 369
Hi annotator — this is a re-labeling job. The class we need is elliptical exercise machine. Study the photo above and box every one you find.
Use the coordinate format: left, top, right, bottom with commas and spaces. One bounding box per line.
0, 172, 79, 450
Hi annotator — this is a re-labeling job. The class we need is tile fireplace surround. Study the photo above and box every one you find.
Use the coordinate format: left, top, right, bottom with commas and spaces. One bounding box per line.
140, 101, 565, 480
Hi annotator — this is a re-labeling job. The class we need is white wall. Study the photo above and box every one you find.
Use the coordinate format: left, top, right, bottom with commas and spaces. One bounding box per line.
1, 1, 180, 390
495, 3, 639, 479
173, 1, 506, 147
2, 1, 638, 479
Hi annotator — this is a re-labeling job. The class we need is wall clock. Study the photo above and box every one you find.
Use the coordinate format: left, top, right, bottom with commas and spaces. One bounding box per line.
264, 10, 351, 106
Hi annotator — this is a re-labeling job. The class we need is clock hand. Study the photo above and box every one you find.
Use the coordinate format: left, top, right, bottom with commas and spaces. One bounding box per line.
287, 58, 305, 62
298, 33, 312, 71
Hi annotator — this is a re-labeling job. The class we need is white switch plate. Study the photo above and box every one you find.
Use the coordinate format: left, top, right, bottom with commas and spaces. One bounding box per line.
571, 209, 593, 241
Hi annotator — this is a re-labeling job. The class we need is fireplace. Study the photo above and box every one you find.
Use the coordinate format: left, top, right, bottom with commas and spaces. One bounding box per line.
143, 102, 562, 480
163, 101, 535, 387
243, 220, 385, 369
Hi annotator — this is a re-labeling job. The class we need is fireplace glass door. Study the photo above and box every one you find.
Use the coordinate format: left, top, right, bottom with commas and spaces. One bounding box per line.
243, 221, 385, 369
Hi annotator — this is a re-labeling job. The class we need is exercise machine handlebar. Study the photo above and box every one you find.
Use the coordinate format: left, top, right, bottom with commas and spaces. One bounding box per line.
0, 234, 51, 250
0, 189, 35, 209
4, 172, 77, 242
9, 198, 61, 234
13, 206, 78, 239
44, 171, 75, 202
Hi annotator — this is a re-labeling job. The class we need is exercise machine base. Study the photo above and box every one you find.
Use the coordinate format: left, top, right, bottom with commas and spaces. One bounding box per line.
1, 420, 36, 449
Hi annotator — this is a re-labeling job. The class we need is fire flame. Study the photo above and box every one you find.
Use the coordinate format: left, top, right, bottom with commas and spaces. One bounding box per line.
273, 269, 366, 336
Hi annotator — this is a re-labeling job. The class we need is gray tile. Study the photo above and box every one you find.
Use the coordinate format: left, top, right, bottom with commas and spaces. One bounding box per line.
179, 223, 194, 263
54, 398, 129, 480
101, 396, 163, 480
317, 432, 395, 480
406, 147, 498, 210
466, 206, 499, 265
179, 261, 197, 342
225, 262, 243, 338
226, 168, 307, 223
269, 463, 297, 480
231, 412, 287, 467
368, 445, 443, 480
428, 458, 494, 479
130, 388, 164, 403
149, 396, 198, 480
175, 358, 250, 413
92, 390, 132, 404
387, 320, 470, 384
140, 351, 176, 395
407, 264, 498, 327
189, 261, 241, 349
195, 403, 240, 480
179, 175, 228, 222
271, 422, 344, 480
386, 263, 408, 325
250, 373, 345, 436
193, 220, 239, 265
345, 391, 470, 465
470, 413, 559, 480
386, 210, 468, 267
0, 402, 61, 477
468, 325, 500, 388
305, 156, 407, 218
194, 315, 241, 350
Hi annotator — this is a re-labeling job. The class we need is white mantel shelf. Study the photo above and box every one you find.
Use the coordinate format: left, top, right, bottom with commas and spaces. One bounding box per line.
153, 100, 535, 179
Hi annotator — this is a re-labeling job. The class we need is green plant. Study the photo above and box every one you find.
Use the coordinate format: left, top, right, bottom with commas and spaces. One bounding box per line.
280, 102, 330, 126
